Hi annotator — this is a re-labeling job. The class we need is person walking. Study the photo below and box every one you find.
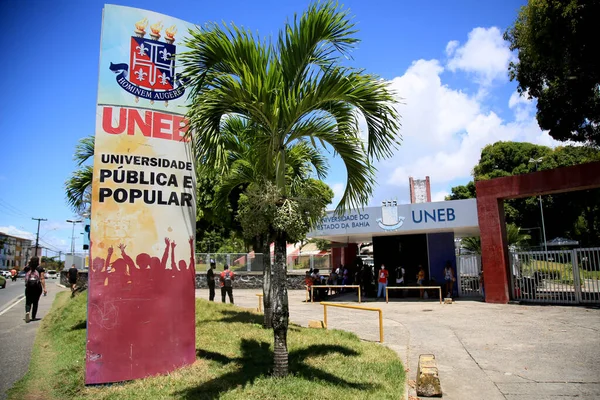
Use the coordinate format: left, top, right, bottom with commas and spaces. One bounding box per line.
377, 264, 389, 300
207, 259, 216, 301
219, 264, 235, 304
24, 257, 46, 323
68, 264, 79, 297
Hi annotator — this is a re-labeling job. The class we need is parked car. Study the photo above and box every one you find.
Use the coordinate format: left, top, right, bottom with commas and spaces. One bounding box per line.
46, 270, 58, 279
0, 270, 11, 278
17, 271, 26, 279
0, 275, 6, 289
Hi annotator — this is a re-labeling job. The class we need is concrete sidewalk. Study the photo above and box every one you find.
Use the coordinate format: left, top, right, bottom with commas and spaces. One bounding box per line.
197, 288, 600, 400
0, 283, 68, 400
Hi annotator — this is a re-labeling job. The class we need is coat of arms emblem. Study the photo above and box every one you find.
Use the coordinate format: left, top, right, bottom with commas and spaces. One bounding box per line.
109, 18, 185, 106
377, 201, 405, 231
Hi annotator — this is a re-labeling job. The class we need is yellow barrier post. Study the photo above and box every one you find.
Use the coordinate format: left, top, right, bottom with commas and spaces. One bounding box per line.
256, 293, 263, 312
320, 302, 384, 343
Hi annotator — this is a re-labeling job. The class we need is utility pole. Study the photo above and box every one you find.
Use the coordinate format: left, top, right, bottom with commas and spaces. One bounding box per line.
528, 158, 548, 253
32, 217, 47, 260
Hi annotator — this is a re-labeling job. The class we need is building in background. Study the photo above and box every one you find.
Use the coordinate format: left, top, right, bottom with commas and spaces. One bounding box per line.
409, 176, 431, 204
0, 233, 33, 270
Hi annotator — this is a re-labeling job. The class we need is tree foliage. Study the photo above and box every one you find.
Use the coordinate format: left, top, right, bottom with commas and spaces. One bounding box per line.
504, 0, 600, 145
181, 1, 401, 377
461, 224, 531, 254
448, 141, 600, 246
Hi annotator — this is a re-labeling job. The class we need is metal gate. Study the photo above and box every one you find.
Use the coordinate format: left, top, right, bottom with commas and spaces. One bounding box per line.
457, 254, 482, 297
510, 248, 600, 304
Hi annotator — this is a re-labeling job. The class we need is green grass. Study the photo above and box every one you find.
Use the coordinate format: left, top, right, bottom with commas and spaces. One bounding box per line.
521, 260, 600, 285
8, 291, 404, 400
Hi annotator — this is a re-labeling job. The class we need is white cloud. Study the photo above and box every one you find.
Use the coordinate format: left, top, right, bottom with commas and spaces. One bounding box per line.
329, 182, 345, 209
445, 40, 459, 56
0, 226, 35, 240
432, 191, 449, 202
0, 225, 71, 254
447, 27, 513, 87
368, 46, 556, 205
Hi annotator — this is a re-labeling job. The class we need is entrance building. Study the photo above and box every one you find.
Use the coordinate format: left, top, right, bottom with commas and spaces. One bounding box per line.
308, 198, 479, 295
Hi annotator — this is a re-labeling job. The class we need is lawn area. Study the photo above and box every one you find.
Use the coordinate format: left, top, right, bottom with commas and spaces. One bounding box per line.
8, 291, 404, 400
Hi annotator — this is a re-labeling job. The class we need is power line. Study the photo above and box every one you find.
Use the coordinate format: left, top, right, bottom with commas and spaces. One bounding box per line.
0, 198, 27, 216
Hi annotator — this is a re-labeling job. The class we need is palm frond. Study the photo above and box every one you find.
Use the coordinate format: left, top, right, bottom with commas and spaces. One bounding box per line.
65, 165, 93, 213
73, 136, 95, 166
278, 1, 358, 90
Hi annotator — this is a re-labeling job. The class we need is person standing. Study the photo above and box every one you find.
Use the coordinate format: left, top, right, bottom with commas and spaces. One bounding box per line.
207, 259, 216, 301
24, 257, 46, 323
395, 265, 406, 298
219, 264, 235, 304
68, 264, 79, 297
377, 264, 389, 299
443, 261, 455, 298
417, 265, 426, 299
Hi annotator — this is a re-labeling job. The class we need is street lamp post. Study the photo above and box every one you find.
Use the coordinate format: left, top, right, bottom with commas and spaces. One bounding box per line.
66, 219, 82, 254
528, 158, 548, 253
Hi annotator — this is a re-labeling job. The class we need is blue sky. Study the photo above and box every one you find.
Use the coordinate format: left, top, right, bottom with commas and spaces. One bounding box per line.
0, 0, 555, 255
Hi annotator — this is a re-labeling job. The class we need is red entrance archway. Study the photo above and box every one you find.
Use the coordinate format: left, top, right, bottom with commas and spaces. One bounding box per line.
475, 161, 600, 304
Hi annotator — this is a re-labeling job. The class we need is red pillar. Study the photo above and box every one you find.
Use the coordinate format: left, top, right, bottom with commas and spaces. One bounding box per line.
331, 245, 342, 272
476, 161, 600, 304
343, 243, 358, 268
476, 197, 510, 303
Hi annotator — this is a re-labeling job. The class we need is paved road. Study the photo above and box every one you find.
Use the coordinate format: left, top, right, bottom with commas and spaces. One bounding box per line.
214, 289, 600, 400
0, 281, 65, 400
0, 278, 26, 309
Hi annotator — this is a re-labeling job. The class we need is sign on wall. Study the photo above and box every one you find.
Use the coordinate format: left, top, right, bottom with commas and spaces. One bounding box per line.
308, 199, 479, 237
87, 5, 196, 384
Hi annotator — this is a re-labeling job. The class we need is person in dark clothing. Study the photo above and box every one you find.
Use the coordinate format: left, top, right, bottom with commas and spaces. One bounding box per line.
68, 264, 78, 296
24, 257, 46, 323
207, 259, 216, 301
219, 264, 234, 304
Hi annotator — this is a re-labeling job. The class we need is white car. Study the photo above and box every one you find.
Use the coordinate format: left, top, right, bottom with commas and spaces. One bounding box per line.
46, 270, 58, 279
0, 270, 11, 278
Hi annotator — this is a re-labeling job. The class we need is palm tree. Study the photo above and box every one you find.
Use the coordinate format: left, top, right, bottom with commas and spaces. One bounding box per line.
182, 2, 401, 376
461, 224, 531, 254
213, 116, 331, 329
65, 136, 94, 214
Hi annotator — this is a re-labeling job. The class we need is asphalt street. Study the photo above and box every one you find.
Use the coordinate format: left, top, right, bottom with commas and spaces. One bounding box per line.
0, 279, 64, 400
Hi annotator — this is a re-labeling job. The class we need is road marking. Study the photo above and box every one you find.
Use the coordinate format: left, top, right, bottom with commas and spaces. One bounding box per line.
0, 295, 25, 316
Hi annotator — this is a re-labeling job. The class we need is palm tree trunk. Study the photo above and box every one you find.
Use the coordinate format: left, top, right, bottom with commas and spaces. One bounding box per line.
271, 230, 289, 377
260, 234, 273, 329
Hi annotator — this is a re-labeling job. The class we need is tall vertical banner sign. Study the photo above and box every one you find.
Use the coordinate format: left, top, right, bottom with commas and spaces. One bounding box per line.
87, 5, 196, 384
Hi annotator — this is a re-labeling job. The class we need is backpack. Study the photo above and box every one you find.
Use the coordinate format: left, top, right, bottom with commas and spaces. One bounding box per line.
26, 270, 40, 289
223, 271, 232, 287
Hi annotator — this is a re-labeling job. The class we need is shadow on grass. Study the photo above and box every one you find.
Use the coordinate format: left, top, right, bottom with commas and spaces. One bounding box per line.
198, 309, 264, 325
176, 339, 374, 399
70, 320, 87, 331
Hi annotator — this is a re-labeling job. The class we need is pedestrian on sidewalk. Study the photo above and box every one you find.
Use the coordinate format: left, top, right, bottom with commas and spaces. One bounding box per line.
377, 264, 389, 299
219, 264, 235, 304
68, 264, 79, 297
24, 257, 46, 323
207, 259, 216, 301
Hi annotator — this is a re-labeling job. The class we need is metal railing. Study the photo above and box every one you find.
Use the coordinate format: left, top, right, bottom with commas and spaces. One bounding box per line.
195, 253, 331, 272
457, 254, 482, 297
510, 247, 600, 304
195, 253, 265, 272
